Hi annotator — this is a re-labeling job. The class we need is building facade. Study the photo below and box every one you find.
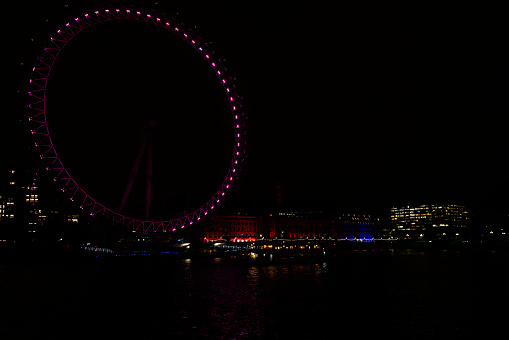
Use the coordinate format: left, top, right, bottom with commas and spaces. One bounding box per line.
202, 213, 262, 243
265, 211, 327, 239
390, 204, 469, 240
332, 213, 380, 240
0, 169, 41, 228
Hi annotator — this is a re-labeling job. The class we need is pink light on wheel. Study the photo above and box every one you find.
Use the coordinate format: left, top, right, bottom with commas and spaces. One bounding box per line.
27, 5, 246, 233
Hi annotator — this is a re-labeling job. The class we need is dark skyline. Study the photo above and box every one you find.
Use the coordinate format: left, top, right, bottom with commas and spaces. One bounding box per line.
3, 1, 507, 219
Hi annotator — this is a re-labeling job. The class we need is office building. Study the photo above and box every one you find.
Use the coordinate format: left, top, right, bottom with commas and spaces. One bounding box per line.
390, 204, 469, 239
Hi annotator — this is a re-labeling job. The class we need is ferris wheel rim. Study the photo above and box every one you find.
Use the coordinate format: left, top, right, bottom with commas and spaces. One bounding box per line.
27, 6, 246, 233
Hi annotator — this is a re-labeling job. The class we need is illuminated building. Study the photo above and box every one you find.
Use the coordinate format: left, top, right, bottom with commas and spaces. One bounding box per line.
390, 204, 469, 240
0, 195, 15, 221
202, 213, 262, 243
266, 211, 326, 239
0, 168, 41, 234
332, 214, 379, 241
66, 214, 80, 223
481, 223, 508, 240
0, 170, 17, 222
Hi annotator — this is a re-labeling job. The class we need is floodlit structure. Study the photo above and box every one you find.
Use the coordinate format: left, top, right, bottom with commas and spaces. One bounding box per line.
333, 213, 380, 241
202, 213, 262, 243
266, 211, 327, 239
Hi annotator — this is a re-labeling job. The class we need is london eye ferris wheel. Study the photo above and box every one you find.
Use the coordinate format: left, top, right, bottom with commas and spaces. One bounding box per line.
27, 6, 246, 233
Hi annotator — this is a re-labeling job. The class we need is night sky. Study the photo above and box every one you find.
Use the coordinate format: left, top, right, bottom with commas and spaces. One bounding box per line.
3, 1, 507, 219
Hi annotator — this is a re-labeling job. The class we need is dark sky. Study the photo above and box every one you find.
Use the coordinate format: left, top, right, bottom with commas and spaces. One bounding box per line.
3, 1, 507, 218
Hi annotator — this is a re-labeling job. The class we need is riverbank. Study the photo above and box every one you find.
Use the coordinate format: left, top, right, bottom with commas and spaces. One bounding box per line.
1, 237, 508, 264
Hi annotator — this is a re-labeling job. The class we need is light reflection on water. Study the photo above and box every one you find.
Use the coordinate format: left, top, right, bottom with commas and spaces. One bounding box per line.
0, 251, 508, 339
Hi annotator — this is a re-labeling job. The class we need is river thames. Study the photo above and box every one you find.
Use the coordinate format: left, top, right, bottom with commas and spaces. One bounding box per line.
1, 249, 507, 339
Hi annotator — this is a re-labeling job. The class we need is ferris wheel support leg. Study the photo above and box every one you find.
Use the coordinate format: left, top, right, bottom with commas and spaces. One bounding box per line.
145, 134, 153, 220
117, 136, 148, 214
